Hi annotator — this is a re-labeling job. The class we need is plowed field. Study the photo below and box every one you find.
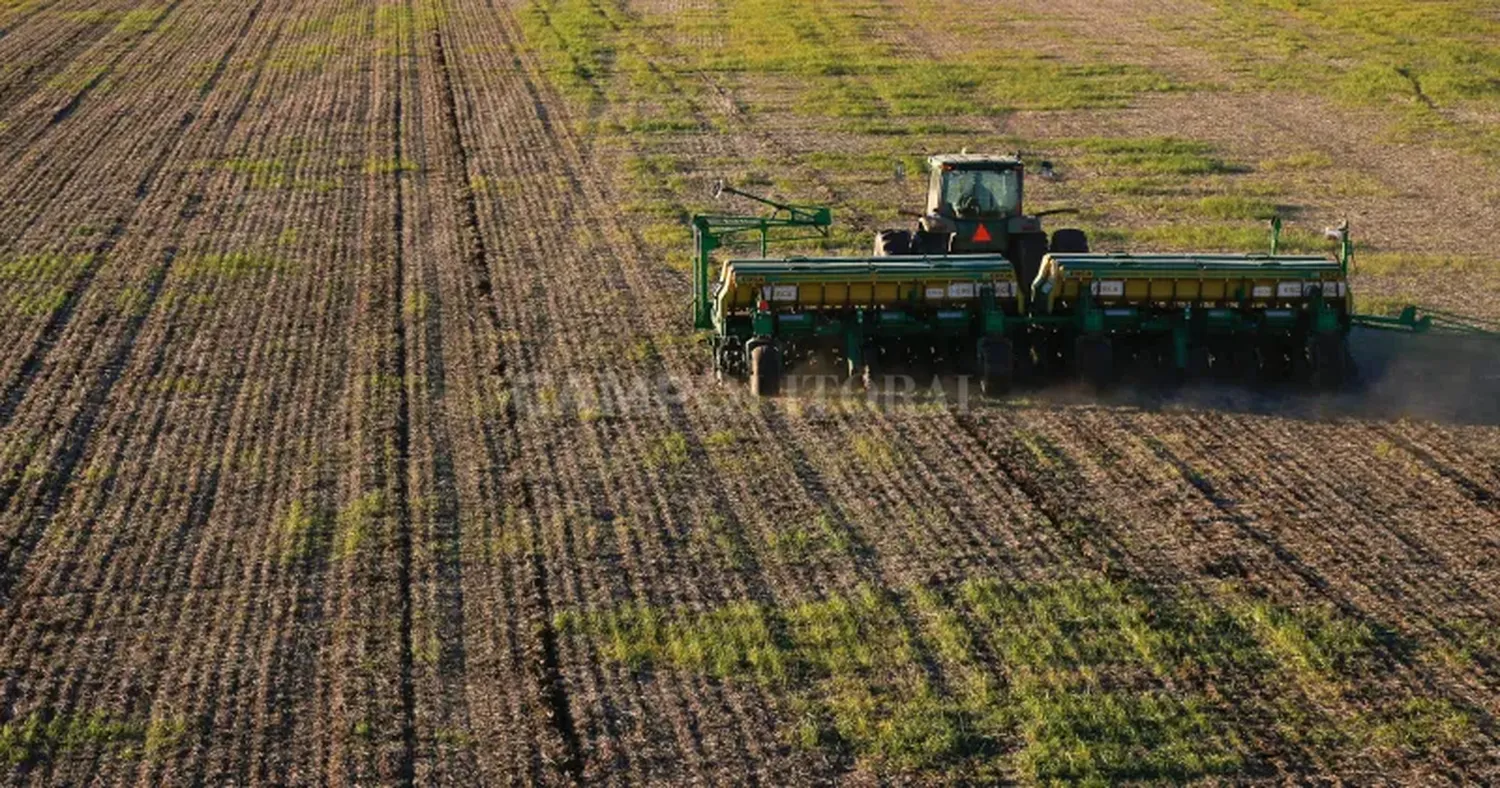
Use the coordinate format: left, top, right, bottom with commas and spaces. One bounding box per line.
2, 0, 1499, 784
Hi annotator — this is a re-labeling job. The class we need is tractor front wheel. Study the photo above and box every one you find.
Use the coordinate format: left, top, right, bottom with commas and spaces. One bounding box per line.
749, 342, 783, 397
873, 229, 914, 257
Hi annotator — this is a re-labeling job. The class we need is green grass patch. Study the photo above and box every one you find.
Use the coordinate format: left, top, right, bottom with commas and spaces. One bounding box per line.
113, 6, 163, 35
1260, 151, 1336, 172
1094, 176, 1184, 196
281, 499, 331, 564
850, 434, 896, 472
562, 577, 1277, 779
363, 156, 418, 176
7, 287, 68, 316
526, 0, 1174, 130
218, 157, 292, 188
567, 574, 1485, 778
1355, 253, 1479, 276
1119, 223, 1327, 253
0, 252, 93, 282
177, 251, 293, 278
1190, 195, 1281, 221
1169, 0, 1500, 159
45, 63, 107, 95
1355, 292, 1421, 319
1230, 598, 1376, 678
1068, 137, 1244, 177
1364, 697, 1472, 754
335, 491, 385, 560
703, 430, 738, 449
765, 511, 851, 563
0, 712, 185, 766
643, 431, 689, 469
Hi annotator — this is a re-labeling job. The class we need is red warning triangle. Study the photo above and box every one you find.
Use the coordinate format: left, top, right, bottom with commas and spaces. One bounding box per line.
972, 223, 992, 243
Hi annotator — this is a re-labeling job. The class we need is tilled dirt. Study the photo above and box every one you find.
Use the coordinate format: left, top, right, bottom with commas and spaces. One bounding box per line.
0, 0, 1498, 785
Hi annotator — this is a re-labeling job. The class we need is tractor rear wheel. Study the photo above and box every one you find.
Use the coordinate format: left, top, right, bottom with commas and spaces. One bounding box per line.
1076, 336, 1113, 389
979, 337, 1014, 397
873, 229, 913, 257
1008, 233, 1049, 296
1049, 228, 1090, 254
913, 230, 948, 255
749, 342, 782, 397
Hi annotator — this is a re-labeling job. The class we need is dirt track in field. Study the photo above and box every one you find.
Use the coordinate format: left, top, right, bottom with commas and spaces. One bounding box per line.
1, 0, 1499, 784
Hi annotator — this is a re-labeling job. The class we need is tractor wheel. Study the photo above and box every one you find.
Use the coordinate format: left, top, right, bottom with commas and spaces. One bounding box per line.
873, 229, 913, 257
1008, 233, 1049, 296
979, 337, 1014, 397
749, 343, 782, 397
715, 340, 747, 382
913, 230, 949, 255
1049, 228, 1090, 254
1310, 333, 1352, 390
1076, 336, 1113, 389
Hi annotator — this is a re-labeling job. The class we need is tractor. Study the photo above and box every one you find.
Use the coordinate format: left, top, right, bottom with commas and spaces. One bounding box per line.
690, 153, 1496, 397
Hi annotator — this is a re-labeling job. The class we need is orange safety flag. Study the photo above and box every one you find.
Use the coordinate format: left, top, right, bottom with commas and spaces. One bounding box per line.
972, 223, 992, 243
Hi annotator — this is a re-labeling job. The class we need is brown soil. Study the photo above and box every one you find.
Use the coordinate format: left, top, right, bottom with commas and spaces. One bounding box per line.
0, 0, 1497, 784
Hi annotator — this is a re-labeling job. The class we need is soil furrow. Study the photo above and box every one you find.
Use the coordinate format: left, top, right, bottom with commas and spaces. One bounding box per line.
0, 0, 284, 604
0, 0, 273, 483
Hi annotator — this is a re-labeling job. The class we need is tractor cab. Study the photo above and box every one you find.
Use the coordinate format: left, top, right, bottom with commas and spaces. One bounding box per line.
928, 155, 1023, 224
920, 154, 1034, 256
875, 153, 1087, 291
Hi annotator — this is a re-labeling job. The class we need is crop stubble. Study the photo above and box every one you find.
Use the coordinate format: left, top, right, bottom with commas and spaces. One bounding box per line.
0, 0, 1498, 784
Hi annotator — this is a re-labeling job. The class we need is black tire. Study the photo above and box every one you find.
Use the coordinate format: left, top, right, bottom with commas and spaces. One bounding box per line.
979, 337, 1014, 397
913, 230, 949, 255
1076, 336, 1113, 389
749, 343, 782, 397
1049, 228, 1090, 254
1008, 232, 1049, 296
1310, 333, 1352, 390
873, 229, 913, 257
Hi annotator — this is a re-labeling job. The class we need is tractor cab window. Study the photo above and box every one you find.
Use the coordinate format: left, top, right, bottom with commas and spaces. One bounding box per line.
942, 168, 1020, 219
